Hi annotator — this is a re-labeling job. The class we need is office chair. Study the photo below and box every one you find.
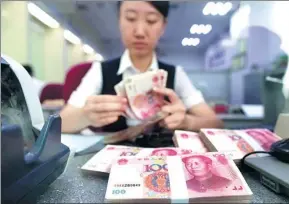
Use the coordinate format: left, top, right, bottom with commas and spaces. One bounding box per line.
40, 83, 64, 104
62, 62, 92, 103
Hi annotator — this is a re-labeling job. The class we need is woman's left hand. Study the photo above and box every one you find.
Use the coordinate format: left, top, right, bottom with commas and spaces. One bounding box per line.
153, 87, 186, 130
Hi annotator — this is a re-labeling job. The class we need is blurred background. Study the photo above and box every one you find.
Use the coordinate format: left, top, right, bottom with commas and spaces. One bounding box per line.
1, 1, 289, 129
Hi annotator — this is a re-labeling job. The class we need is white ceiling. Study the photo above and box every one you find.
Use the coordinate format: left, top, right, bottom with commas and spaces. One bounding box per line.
43, 1, 239, 59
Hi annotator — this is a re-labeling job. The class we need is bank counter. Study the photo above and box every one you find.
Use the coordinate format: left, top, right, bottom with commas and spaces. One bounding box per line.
36, 152, 289, 203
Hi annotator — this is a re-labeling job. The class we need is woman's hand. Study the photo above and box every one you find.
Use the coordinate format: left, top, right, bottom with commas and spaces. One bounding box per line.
153, 87, 186, 130
82, 95, 127, 127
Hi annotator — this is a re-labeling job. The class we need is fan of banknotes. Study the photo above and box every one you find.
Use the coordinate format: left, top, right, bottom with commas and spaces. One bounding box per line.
102, 70, 169, 144
114, 69, 168, 121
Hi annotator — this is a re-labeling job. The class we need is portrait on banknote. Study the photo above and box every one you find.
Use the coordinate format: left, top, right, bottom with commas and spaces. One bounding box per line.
132, 90, 164, 120
150, 148, 178, 156
182, 155, 232, 193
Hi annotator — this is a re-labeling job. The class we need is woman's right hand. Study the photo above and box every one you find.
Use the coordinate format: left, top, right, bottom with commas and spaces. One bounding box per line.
82, 95, 127, 128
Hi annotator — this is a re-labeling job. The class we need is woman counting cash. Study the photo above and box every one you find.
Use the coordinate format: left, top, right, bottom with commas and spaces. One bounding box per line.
60, 1, 223, 134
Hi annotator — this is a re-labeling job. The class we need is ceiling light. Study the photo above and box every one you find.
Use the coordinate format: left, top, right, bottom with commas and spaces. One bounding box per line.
218, 8, 227, 16
83, 44, 94, 54
94, 53, 104, 61
64, 30, 81, 45
190, 24, 199, 34
182, 38, 188, 46
203, 24, 212, 34
196, 25, 202, 34
202, 2, 232, 16
188, 38, 194, 46
224, 2, 233, 13
219, 2, 233, 16
211, 8, 219, 16
182, 38, 200, 46
192, 38, 200, 46
203, 2, 215, 16
215, 2, 225, 15
216, 2, 224, 10
190, 24, 212, 35
27, 3, 59, 28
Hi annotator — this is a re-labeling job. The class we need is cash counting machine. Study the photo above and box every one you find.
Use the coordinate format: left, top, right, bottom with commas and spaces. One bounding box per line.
1, 54, 70, 203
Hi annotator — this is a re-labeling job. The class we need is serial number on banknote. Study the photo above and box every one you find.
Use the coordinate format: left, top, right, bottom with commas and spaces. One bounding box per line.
114, 183, 141, 188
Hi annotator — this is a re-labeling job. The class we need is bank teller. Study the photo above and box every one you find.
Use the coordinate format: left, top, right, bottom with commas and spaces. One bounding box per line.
60, 1, 223, 133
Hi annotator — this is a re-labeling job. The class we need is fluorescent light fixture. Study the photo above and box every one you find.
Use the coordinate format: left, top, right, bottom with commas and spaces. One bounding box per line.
204, 24, 212, 34
190, 24, 212, 35
202, 2, 232, 16
203, 2, 215, 16
224, 2, 233, 13
211, 7, 219, 16
192, 38, 200, 46
182, 38, 188, 46
64, 29, 81, 44
83, 44, 94, 54
182, 38, 200, 46
95, 53, 104, 61
27, 2, 59, 28
196, 24, 204, 34
219, 2, 233, 16
216, 2, 224, 11
190, 24, 198, 34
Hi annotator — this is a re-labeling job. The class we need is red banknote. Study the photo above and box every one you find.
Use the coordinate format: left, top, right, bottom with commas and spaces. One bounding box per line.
137, 147, 199, 157
125, 70, 167, 121
114, 69, 168, 121
81, 145, 142, 174
173, 130, 209, 153
81, 145, 198, 174
200, 128, 281, 163
105, 152, 253, 203
242, 128, 281, 151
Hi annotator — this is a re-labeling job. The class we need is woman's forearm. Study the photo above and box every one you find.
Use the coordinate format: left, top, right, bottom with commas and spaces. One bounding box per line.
60, 105, 90, 133
181, 114, 224, 132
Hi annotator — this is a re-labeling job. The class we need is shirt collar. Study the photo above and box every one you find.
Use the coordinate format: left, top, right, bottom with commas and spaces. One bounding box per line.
117, 49, 159, 75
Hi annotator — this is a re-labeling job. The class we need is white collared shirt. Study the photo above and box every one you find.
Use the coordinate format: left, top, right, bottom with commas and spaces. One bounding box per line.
68, 50, 205, 126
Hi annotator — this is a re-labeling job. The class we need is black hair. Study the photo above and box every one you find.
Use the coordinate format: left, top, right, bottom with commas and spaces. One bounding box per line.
117, 1, 170, 18
22, 64, 34, 76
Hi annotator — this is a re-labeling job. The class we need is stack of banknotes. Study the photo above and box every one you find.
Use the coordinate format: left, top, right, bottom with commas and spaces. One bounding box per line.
81, 128, 282, 203
198, 128, 281, 164
114, 69, 168, 121
81, 145, 203, 174
105, 153, 253, 203
173, 130, 208, 153
84, 128, 281, 174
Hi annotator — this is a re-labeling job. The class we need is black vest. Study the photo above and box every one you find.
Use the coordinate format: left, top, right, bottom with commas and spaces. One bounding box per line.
91, 57, 176, 132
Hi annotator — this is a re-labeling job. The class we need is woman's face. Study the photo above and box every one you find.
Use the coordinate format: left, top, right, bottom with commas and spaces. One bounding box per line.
119, 1, 166, 57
